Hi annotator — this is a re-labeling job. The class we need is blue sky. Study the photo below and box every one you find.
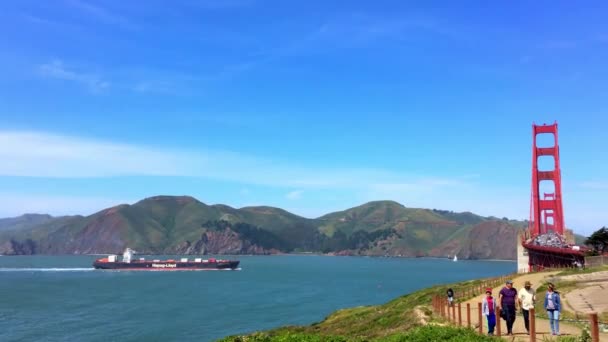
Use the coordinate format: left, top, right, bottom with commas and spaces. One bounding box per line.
0, 1, 607, 236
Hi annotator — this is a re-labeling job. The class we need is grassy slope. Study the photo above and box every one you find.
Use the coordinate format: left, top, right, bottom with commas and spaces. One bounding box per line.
216, 326, 496, 342
218, 276, 506, 342
219, 267, 608, 342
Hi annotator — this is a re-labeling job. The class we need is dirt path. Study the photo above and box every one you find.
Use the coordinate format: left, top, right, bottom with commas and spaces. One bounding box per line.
450, 271, 608, 341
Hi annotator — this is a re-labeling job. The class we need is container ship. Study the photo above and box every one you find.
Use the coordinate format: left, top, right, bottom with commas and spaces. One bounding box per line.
93, 248, 240, 271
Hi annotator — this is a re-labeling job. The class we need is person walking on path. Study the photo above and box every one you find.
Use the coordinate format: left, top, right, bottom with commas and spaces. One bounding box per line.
482, 288, 497, 336
446, 288, 455, 307
518, 280, 536, 335
544, 282, 561, 336
499, 279, 518, 336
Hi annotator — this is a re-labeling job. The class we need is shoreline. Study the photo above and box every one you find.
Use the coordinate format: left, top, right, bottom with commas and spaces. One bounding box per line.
0, 252, 517, 262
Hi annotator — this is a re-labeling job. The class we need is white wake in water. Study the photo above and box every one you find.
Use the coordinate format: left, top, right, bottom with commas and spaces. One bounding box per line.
0, 267, 95, 272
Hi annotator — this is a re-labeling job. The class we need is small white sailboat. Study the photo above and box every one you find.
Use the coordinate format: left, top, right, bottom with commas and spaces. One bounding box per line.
453, 255, 458, 262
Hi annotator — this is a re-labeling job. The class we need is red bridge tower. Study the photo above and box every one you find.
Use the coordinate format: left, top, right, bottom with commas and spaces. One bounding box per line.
529, 122, 565, 237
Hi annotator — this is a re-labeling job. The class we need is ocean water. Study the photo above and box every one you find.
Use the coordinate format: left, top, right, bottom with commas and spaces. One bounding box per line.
0, 255, 516, 341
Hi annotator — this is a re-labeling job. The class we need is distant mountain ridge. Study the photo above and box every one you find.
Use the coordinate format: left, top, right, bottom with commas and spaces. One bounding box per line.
0, 214, 54, 231
0, 195, 554, 259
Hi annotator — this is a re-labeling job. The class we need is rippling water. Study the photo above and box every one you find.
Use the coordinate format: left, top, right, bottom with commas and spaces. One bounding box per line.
0, 255, 515, 341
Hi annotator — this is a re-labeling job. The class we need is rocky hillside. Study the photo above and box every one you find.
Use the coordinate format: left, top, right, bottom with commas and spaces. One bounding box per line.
0, 196, 530, 259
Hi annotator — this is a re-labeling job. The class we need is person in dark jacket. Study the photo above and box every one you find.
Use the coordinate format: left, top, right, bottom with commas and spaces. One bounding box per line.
544, 283, 561, 336
498, 280, 518, 335
446, 288, 454, 307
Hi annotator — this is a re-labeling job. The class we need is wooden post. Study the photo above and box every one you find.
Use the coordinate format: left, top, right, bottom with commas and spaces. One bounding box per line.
478, 302, 482, 334
529, 308, 536, 342
458, 302, 462, 326
435, 296, 439, 313
496, 307, 501, 336
466, 303, 471, 329
437, 296, 440, 314
452, 303, 456, 322
441, 301, 445, 317
590, 312, 599, 342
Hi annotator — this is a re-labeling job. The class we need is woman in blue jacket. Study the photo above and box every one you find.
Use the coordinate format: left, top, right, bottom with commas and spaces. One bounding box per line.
544, 283, 561, 336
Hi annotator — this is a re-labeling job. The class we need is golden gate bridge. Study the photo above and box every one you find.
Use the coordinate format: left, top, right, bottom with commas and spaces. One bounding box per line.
518, 122, 588, 272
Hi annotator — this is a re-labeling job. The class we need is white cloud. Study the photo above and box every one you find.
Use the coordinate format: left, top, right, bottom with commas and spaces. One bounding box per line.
39, 60, 109, 93
0, 131, 195, 177
0, 131, 472, 192
0, 130, 603, 233
286, 190, 303, 200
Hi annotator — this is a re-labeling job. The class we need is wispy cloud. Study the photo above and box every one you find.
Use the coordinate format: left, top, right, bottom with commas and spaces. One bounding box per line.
286, 190, 303, 200
0, 131, 471, 194
66, 0, 137, 30
21, 13, 61, 26
125, 67, 209, 95
133, 81, 175, 94
580, 181, 608, 190
38, 60, 110, 93
184, 0, 255, 10
37, 61, 205, 95
202, 12, 463, 80
313, 13, 449, 47
538, 40, 578, 50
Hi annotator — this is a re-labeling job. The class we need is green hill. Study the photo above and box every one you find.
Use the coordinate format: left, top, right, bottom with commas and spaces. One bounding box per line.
0, 196, 536, 259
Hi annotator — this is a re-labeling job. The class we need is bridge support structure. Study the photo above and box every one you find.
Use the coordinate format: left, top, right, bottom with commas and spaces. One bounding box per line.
529, 122, 565, 237
520, 122, 584, 273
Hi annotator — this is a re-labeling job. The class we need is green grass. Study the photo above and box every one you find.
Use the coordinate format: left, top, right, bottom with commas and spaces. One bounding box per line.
217, 269, 603, 342
555, 265, 608, 276
217, 325, 496, 342
218, 274, 516, 341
